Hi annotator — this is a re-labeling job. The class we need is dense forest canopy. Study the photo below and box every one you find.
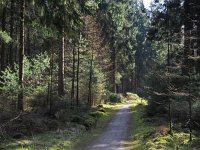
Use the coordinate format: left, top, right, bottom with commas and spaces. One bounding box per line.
0, 0, 199, 147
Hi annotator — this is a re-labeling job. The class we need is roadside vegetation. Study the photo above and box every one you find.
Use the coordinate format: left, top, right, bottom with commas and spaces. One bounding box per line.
0, 0, 199, 149
126, 95, 200, 150
0, 96, 124, 150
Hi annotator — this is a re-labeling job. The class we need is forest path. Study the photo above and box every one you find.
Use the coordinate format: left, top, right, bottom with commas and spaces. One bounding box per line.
86, 104, 132, 150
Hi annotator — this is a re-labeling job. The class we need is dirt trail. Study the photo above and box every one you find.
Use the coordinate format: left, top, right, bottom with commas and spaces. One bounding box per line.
86, 104, 131, 150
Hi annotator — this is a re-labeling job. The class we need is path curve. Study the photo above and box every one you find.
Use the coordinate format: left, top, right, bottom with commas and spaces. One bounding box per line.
86, 104, 131, 150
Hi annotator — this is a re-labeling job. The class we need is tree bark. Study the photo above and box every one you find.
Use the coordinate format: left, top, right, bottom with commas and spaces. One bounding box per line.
9, 0, 14, 67
189, 75, 192, 141
58, 31, 65, 96
18, 0, 25, 111
71, 40, 75, 109
111, 48, 116, 93
182, 0, 193, 75
76, 36, 80, 107
88, 48, 94, 107
167, 3, 172, 134
48, 48, 54, 114
0, 6, 7, 72
26, 28, 31, 57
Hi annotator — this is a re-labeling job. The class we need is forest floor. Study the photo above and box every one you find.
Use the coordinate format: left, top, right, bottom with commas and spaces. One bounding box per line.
1, 96, 200, 150
0, 103, 123, 150
125, 99, 200, 150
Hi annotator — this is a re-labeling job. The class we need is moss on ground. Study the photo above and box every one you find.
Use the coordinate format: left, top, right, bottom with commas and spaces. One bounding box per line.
126, 98, 200, 150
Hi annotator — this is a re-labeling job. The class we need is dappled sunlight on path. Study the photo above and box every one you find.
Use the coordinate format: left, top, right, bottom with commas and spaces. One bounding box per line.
86, 104, 132, 150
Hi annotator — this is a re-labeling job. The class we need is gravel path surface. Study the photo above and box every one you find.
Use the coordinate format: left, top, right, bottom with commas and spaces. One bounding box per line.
86, 104, 131, 150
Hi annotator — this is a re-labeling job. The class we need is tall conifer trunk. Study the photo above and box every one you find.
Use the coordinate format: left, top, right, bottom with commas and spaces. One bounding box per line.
76, 35, 80, 107
183, 0, 193, 75
18, 0, 25, 111
88, 48, 94, 106
0, 6, 6, 72
71, 40, 76, 109
58, 28, 65, 96
9, 0, 14, 67
111, 48, 116, 93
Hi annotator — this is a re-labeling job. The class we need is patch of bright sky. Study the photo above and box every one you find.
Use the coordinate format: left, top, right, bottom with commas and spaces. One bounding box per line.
143, 0, 164, 9
143, 0, 152, 9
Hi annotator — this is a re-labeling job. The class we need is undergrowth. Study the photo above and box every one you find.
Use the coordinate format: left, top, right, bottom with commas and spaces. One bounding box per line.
127, 98, 200, 150
0, 103, 122, 150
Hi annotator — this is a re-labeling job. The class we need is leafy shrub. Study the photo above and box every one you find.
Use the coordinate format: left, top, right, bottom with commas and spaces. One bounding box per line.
89, 111, 105, 119
70, 114, 97, 130
71, 115, 84, 124
0, 30, 11, 43
97, 104, 103, 108
107, 93, 122, 103
97, 108, 106, 113
83, 117, 97, 130
71, 110, 106, 130
127, 92, 140, 100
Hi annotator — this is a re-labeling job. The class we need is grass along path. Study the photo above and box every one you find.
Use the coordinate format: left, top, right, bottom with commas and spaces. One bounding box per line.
0, 103, 123, 150
125, 98, 200, 150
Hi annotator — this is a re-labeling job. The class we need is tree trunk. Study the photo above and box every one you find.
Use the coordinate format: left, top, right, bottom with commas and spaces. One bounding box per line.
48, 48, 54, 114
71, 40, 75, 109
167, 4, 172, 134
134, 58, 138, 93
58, 31, 65, 96
182, 0, 193, 75
168, 43, 172, 134
189, 75, 192, 141
111, 48, 116, 93
26, 28, 31, 57
195, 0, 200, 73
88, 48, 94, 107
76, 36, 80, 107
0, 6, 7, 72
9, 0, 14, 67
18, 0, 25, 111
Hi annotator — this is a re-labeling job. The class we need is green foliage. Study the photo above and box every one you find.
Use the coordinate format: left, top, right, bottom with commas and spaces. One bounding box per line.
71, 115, 84, 124
0, 68, 19, 95
0, 30, 12, 43
97, 108, 106, 113
0, 53, 50, 97
106, 93, 122, 103
83, 117, 97, 130
97, 104, 103, 108
126, 92, 140, 100
128, 100, 198, 150
89, 111, 106, 119
71, 109, 106, 130
71, 114, 97, 130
